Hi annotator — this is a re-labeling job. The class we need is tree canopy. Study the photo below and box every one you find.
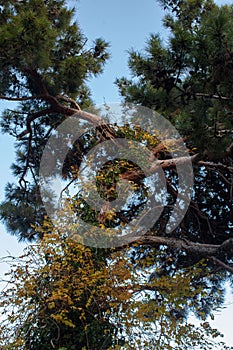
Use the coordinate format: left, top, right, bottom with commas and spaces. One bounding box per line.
116, 0, 233, 263
0, 218, 231, 349
0, 0, 109, 240
0, 0, 233, 349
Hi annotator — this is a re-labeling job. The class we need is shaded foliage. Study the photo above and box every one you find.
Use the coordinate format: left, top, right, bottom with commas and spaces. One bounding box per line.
0, 0, 233, 349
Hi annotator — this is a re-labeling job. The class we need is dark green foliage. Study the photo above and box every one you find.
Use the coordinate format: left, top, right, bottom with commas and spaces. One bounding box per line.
0, 0, 109, 240
117, 0, 233, 156
0, 1, 112, 347
0, 0, 233, 348
116, 0, 233, 245
116, 0, 233, 333
24, 309, 117, 350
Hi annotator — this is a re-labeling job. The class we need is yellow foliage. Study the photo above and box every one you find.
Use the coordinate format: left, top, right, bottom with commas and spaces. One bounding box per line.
0, 218, 227, 349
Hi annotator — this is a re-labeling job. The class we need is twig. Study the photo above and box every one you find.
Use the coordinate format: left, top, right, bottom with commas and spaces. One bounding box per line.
210, 256, 233, 274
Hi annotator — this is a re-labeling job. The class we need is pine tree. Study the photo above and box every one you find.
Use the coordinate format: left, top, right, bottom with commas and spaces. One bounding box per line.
0, 0, 109, 240
116, 0, 233, 259
0, 0, 233, 348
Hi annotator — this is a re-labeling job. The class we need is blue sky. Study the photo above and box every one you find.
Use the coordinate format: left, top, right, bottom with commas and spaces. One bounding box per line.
0, 0, 233, 346
76, 0, 164, 104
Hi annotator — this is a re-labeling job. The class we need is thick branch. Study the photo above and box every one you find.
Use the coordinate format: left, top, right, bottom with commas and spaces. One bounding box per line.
19, 123, 33, 189
42, 95, 102, 124
24, 68, 49, 95
119, 154, 197, 182
123, 235, 233, 261
150, 154, 197, 173
16, 95, 102, 138
0, 92, 102, 126
56, 94, 81, 110
226, 142, 233, 156
175, 89, 233, 103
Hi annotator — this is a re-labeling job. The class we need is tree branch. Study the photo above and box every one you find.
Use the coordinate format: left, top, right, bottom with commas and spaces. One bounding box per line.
209, 257, 233, 274
198, 160, 233, 173
0, 94, 44, 101
56, 94, 81, 110
17, 108, 54, 139
119, 154, 198, 182
150, 138, 187, 157
150, 154, 198, 173
42, 94, 102, 124
122, 235, 233, 263
195, 93, 232, 101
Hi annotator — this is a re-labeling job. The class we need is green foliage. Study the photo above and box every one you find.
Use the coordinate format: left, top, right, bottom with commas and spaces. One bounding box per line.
0, 0, 109, 98
115, 0, 233, 345
0, 0, 109, 239
0, 0, 233, 349
116, 0, 233, 243
117, 0, 233, 157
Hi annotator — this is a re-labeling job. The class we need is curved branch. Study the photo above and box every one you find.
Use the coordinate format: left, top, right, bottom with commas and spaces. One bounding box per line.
56, 94, 81, 110
43, 95, 102, 124
210, 257, 233, 274
17, 96, 102, 139
123, 235, 233, 263
17, 108, 54, 139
